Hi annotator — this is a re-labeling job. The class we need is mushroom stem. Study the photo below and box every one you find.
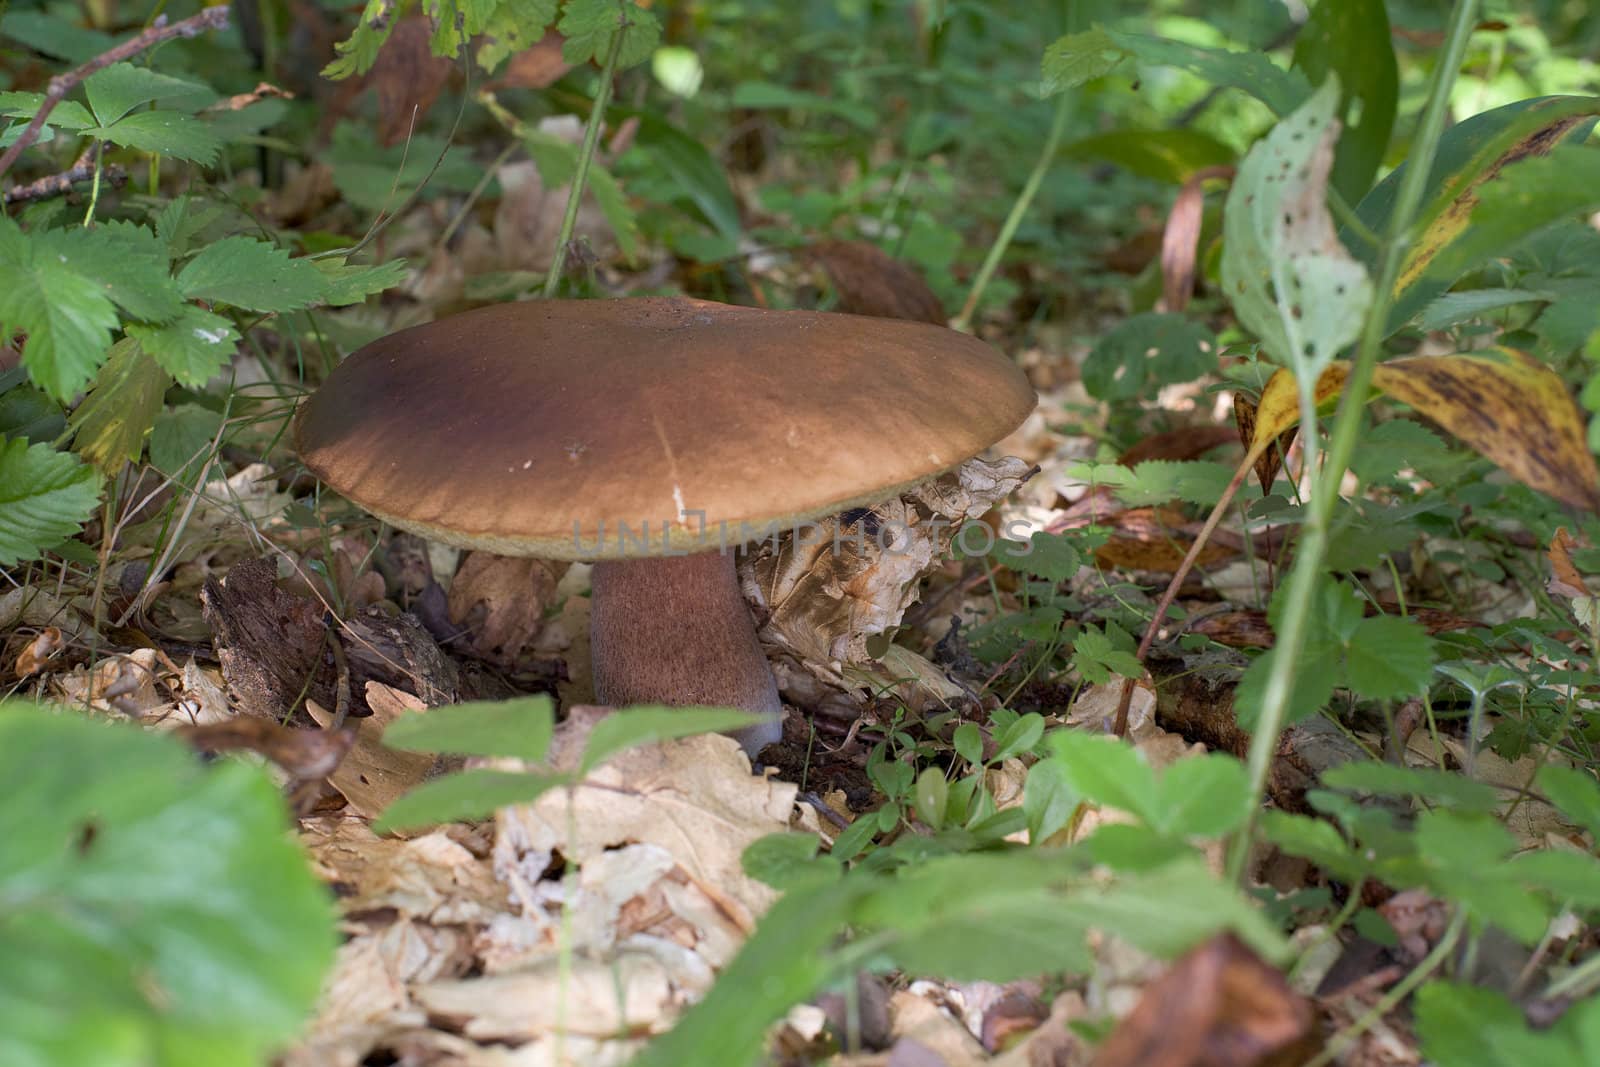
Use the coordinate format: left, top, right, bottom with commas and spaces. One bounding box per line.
589, 551, 783, 756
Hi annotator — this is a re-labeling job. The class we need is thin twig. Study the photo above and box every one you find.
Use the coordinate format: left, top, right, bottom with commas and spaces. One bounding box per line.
2, 151, 126, 203
0, 5, 231, 185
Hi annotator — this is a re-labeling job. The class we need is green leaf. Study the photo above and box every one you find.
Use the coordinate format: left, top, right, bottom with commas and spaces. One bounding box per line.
1050, 732, 1157, 825
478, 0, 562, 71
127, 306, 241, 386
1323, 762, 1499, 813
1070, 624, 1142, 685
0, 12, 115, 63
953, 722, 984, 767
1115, 460, 1235, 508
374, 768, 565, 832
0, 217, 120, 402
312, 258, 409, 307
323, 0, 409, 79
1073, 857, 1288, 962
0, 380, 64, 443
991, 713, 1045, 763
1022, 757, 1077, 844
381, 695, 555, 762
67, 339, 169, 473
1415, 811, 1548, 942
1152, 754, 1252, 838
631, 114, 742, 242
82, 62, 215, 126
741, 832, 838, 892
0, 92, 95, 130
1290, 0, 1397, 203
999, 531, 1080, 582
91, 111, 222, 164
1537, 765, 1600, 840
1063, 128, 1235, 185
731, 81, 876, 130
1418, 288, 1554, 332
149, 403, 222, 486
913, 767, 949, 829
1345, 615, 1435, 700
578, 706, 761, 775
1040, 28, 1122, 94
42, 221, 184, 324
585, 160, 639, 261
1102, 29, 1310, 116
0, 436, 103, 565
1083, 312, 1215, 402
0, 702, 335, 1066
1511, 850, 1600, 909
1261, 811, 1367, 882
177, 237, 330, 312
1350, 95, 1600, 333
559, 0, 661, 69
1221, 77, 1374, 374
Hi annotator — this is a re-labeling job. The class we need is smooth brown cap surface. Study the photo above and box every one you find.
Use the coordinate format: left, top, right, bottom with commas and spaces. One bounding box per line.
294, 297, 1035, 558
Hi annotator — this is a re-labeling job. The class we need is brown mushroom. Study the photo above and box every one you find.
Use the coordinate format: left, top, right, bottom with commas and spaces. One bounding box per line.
294, 297, 1034, 755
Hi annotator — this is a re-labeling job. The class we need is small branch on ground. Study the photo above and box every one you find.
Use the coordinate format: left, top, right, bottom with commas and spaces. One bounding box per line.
3, 151, 127, 203
0, 5, 231, 185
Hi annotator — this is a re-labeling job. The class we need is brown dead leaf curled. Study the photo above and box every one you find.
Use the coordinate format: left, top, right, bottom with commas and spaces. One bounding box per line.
446, 551, 563, 665
176, 717, 355, 782
742, 456, 1033, 710
13, 626, 63, 678
1160, 165, 1233, 314
306, 684, 439, 820
807, 239, 946, 324
1548, 527, 1588, 599
1091, 933, 1317, 1067
367, 16, 454, 147
489, 30, 574, 90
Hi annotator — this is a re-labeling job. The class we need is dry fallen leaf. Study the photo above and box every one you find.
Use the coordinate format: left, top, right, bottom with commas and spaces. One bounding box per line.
367, 16, 454, 147
13, 626, 63, 678
447, 551, 563, 665
1091, 933, 1318, 1067
807, 239, 946, 324
306, 683, 439, 820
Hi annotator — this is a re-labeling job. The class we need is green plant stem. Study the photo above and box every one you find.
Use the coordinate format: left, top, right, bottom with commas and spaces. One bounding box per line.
952, 91, 1071, 333
1304, 907, 1466, 1067
1223, 0, 1482, 885
542, 11, 628, 299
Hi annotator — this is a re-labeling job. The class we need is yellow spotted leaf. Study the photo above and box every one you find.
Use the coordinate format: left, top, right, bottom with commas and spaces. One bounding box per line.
1372, 349, 1600, 512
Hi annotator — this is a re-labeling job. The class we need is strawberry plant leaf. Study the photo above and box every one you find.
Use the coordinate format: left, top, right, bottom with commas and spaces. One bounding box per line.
1345, 614, 1435, 701
560, 0, 662, 69
0, 436, 102, 565
127, 306, 241, 386
382, 694, 556, 762
82, 62, 215, 126
177, 237, 330, 312
91, 111, 222, 164
66, 339, 169, 473
0, 218, 119, 402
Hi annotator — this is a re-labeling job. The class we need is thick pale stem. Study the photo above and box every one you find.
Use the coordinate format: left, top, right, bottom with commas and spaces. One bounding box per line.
590, 551, 783, 756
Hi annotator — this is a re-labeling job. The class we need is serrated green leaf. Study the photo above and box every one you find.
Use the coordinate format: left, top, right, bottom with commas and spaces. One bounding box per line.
374, 768, 565, 832
1000, 531, 1080, 582
67, 338, 169, 473
1221, 78, 1373, 374
1082, 311, 1215, 402
1511, 850, 1600, 909
90, 110, 222, 164
1103, 29, 1310, 116
0, 702, 335, 1066
1040, 28, 1121, 94
127, 305, 241, 386
39, 220, 184, 324
382, 695, 555, 762
323, 0, 412, 79
1537, 765, 1600, 840
0, 436, 103, 565
1235, 644, 1337, 731
478, 0, 562, 71
559, 0, 661, 69
0, 381, 64, 443
1153, 754, 1252, 837
0, 92, 95, 130
1071, 624, 1143, 686
1416, 811, 1548, 942
177, 237, 330, 312
0, 218, 119, 402
579, 706, 763, 775
1115, 460, 1234, 508
82, 62, 215, 126
1050, 731, 1157, 825
1073, 857, 1288, 962
1345, 615, 1435, 700
149, 403, 222, 486
1323, 762, 1499, 813
586, 160, 639, 260
1261, 810, 1367, 882
313, 258, 409, 306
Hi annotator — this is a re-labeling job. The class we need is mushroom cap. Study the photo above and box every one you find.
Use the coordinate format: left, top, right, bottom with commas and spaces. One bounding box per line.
294, 297, 1035, 559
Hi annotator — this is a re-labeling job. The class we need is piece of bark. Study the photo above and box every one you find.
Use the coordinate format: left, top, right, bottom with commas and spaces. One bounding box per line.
202, 559, 458, 722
